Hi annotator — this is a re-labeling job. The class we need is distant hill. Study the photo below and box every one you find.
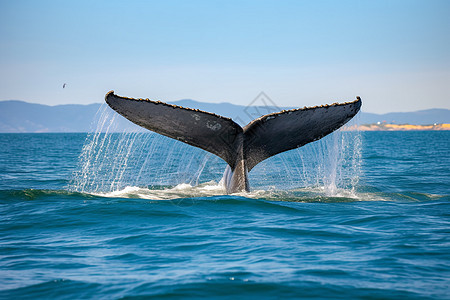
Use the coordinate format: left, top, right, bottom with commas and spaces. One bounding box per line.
0, 101, 101, 133
0, 99, 449, 133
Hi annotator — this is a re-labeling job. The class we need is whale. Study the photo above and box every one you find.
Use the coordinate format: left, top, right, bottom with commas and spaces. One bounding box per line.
105, 91, 361, 193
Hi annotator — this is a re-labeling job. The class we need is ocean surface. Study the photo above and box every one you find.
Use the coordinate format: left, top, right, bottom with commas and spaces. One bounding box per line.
0, 129, 449, 299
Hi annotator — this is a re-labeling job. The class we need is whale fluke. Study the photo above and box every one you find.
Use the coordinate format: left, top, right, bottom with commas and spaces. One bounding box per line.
105, 91, 243, 169
105, 91, 361, 193
243, 98, 362, 171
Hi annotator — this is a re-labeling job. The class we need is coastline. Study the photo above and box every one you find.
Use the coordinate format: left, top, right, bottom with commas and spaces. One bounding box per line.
343, 123, 450, 131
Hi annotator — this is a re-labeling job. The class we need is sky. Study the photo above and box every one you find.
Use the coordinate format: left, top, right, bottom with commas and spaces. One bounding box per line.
0, 0, 449, 114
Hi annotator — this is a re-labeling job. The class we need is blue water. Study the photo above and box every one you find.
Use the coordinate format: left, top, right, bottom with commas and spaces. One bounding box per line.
0, 130, 449, 299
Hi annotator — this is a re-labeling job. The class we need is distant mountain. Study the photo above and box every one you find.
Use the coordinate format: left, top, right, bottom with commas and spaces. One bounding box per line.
0, 101, 101, 133
0, 99, 449, 133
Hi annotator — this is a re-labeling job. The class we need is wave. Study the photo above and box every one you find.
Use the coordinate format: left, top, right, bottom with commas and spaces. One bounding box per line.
1, 184, 448, 204
0, 189, 98, 202
89, 182, 450, 203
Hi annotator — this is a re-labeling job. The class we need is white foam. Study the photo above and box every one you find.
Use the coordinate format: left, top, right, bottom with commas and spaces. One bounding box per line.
90, 181, 385, 202
93, 181, 226, 200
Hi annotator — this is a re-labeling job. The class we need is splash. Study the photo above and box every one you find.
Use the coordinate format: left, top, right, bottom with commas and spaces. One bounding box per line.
70, 105, 362, 198
248, 128, 362, 196
94, 181, 225, 200
69, 105, 223, 194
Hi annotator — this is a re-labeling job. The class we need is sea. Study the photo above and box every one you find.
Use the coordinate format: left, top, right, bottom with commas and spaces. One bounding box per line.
0, 110, 449, 299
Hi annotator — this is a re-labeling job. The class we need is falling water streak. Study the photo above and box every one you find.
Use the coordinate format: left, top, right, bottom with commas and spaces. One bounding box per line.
298, 152, 309, 187
141, 134, 171, 186
134, 133, 158, 186
350, 130, 362, 194
157, 140, 178, 186
176, 143, 195, 183
276, 154, 298, 190
70, 104, 148, 193
285, 128, 362, 196
70, 104, 118, 192
191, 153, 212, 186
324, 132, 340, 195
109, 132, 139, 191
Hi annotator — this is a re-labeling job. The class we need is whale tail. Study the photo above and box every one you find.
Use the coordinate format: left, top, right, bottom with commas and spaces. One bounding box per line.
105, 91, 361, 192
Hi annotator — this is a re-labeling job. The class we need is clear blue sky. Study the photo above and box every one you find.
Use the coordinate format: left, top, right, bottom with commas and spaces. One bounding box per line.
1, 0, 449, 113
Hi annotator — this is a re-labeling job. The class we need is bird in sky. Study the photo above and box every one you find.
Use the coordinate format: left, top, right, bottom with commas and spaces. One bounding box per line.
63, 83, 67, 88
